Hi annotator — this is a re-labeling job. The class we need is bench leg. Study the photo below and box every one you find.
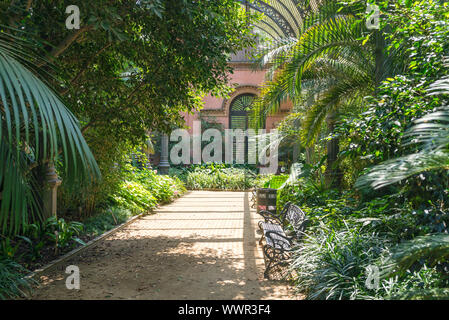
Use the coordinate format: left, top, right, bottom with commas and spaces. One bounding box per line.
258, 221, 265, 245
262, 245, 292, 280
262, 245, 273, 279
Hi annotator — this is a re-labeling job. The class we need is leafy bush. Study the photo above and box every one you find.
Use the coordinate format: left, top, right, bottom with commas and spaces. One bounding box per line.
291, 224, 389, 300
183, 163, 258, 190
14, 217, 86, 262
263, 175, 289, 189
41, 217, 85, 250
83, 206, 134, 237
374, 266, 446, 300
0, 258, 35, 300
280, 174, 449, 299
111, 165, 186, 213
135, 168, 186, 204
112, 180, 158, 214
291, 222, 448, 300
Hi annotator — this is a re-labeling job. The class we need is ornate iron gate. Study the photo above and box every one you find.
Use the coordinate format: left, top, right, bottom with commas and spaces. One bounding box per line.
229, 94, 256, 164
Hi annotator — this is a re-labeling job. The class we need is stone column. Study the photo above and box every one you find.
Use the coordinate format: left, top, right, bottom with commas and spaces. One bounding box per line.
43, 162, 62, 219
158, 134, 170, 175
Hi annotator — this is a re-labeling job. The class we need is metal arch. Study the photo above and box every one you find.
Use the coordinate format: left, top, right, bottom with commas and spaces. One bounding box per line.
270, 0, 302, 35
257, 21, 283, 39
257, 13, 286, 38
240, 0, 321, 39
243, 0, 296, 37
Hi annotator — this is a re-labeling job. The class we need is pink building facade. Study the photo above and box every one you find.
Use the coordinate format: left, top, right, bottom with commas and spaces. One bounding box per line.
181, 51, 292, 133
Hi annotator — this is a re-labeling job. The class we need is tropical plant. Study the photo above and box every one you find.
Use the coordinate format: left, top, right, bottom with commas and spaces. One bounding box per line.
341, 1, 449, 190
252, 0, 380, 186
185, 165, 256, 191
291, 223, 389, 300
42, 216, 85, 250
0, 32, 100, 235
356, 75, 449, 190
111, 164, 185, 213
0, 257, 35, 299
381, 234, 449, 278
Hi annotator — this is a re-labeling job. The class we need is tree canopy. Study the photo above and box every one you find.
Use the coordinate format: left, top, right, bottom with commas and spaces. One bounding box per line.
2, 0, 256, 143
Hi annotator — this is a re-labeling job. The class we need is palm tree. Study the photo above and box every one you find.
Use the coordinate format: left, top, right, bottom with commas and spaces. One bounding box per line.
252, 0, 379, 186
355, 75, 449, 190
0, 32, 100, 235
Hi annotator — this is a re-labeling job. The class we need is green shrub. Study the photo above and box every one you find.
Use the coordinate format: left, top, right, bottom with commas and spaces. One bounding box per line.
111, 165, 186, 213
0, 258, 35, 299
15, 216, 86, 262
263, 174, 289, 189
291, 224, 389, 300
135, 168, 186, 203
112, 180, 158, 213
184, 164, 257, 190
83, 206, 134, 237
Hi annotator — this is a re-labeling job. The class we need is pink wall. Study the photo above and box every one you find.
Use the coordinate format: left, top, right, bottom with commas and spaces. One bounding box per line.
181, 63, 291, 133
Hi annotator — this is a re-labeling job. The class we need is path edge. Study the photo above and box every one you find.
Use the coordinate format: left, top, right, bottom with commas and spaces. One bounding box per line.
24, 212, 146, 280
24, 192, 192, 281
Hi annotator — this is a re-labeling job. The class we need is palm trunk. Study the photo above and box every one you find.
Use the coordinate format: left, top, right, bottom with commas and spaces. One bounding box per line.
325, 111, 341, 188
374, 29, 386, 88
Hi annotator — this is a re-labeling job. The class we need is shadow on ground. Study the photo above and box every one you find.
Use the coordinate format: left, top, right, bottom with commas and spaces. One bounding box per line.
30, 191, 295, 300
31, 235, 293, 300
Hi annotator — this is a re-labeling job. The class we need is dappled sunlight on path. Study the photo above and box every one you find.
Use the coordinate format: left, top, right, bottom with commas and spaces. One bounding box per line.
31, 191, 296, 300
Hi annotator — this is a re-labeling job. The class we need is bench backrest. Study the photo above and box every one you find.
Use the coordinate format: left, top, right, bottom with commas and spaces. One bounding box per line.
284, 203, 308, 237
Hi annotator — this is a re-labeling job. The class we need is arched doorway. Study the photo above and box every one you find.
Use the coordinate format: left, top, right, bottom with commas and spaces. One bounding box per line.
229, 93, 260, 164
229, 93, 255, 131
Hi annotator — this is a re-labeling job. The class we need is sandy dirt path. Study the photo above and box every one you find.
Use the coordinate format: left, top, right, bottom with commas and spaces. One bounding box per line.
31, 191, 297, 300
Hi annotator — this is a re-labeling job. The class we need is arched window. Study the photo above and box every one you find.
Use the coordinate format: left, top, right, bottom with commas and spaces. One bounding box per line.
229, 93, 256, 131
229, 94, 260, 164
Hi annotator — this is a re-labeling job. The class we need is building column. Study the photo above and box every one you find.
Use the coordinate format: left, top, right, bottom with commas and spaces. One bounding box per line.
159, 134, 170, 175
43, 162, 62, 219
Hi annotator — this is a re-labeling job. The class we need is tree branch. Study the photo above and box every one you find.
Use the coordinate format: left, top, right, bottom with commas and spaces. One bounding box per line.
38, 25, 93, 67
81, 122, 95, 135
126, 81, 146, 101
61, 42, 113, 95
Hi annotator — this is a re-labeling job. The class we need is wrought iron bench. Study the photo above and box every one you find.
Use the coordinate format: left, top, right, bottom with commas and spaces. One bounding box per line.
258, 202, 308, 279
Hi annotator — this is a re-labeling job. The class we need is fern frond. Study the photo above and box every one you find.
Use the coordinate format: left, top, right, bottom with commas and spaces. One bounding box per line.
381, 234, 449, 278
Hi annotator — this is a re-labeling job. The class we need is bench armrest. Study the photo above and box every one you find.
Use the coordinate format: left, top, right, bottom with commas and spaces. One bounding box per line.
259, 210, 283, 225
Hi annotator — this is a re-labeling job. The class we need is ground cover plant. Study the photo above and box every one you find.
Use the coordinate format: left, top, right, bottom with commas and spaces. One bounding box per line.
172, 163, 271, 191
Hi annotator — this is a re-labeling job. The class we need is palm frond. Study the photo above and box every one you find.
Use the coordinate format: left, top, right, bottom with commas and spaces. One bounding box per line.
381, 234, 449, 278
356, 75, 449, 190
252, 4, 372, 135
427, 76, 449, 96
0, 36, 100, 234
283, 14, 364, 95
0, 141, 39, 235
355, 150, 449, 190
301, 71, 373, 145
